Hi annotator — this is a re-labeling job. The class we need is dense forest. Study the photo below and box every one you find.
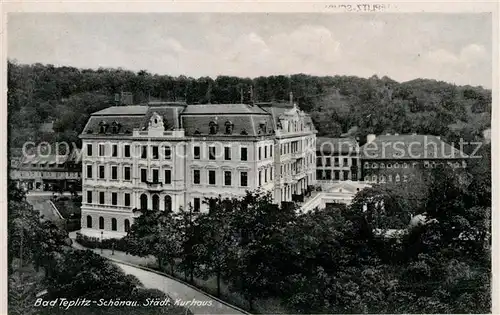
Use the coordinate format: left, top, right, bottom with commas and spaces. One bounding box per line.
8, 61, 491, 150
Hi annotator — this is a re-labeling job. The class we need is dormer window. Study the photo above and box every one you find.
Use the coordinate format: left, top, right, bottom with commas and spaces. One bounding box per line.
225, 121, 234, 135
111, 121, 120, 134
258, 121, 267, 134
99, 121, 108, 134
241, 129, 248, 135
209, 121, 218, 135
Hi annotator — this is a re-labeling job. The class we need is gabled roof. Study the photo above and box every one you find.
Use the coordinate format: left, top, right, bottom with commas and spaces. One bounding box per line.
360, 134, 466, 160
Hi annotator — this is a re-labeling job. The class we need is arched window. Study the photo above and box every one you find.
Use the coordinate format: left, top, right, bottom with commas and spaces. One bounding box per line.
371, 175, 377, 182
364, 176, 370, 182
259, 122, 267, 134
379, 175, 386, 183
395, 174, 401, 182
380, 163, 385, 169
240, 129, 248, 135
99, 121, 108, 134
86, 215, 92, 228
164, 195, 172, 212
403, 162, 409, 168
387, 163, 392, 168
394, 163, 400, 168
99, 216, 104, 230
364, 162, 370, 169
225, 121, 234, 134
111, 218, 117, 231
152, 194, 160, 211
209, 121, 218, 135
124, 219, 130, 232
140, 194, 148, 210
111, 121, 119, 134
372, 163, 378, 169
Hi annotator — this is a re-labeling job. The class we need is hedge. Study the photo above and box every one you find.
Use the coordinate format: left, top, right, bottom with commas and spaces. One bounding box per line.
75, 232, 130, 252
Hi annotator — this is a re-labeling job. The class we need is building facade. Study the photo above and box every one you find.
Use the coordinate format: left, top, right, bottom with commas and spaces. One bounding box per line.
360, 133, 467, 184
10, 148, 82, 192
315, 137, 361, 182
79, 101, 316, 238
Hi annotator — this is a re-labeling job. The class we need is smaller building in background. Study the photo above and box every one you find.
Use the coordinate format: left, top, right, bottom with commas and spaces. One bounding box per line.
315, 137, 361, 182
360, 133, 467, 184
10, 146, 82, 192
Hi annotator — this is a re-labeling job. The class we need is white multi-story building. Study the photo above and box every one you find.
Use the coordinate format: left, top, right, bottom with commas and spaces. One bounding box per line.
79, 100, 316, 238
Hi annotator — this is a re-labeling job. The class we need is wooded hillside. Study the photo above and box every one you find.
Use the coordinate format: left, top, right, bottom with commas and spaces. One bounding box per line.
8, 61, 491, 149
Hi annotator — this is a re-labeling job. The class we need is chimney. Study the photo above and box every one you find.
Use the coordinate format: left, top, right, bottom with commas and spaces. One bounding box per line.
367, 134, 376, 143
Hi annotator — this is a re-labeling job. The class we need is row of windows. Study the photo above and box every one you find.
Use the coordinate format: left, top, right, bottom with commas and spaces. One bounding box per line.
87, 192, 174, 212
258, 167, 274, 186
364, 174, 409, 183
194, 146, 248, 161
317, 157, 357, 167
86, 165, 172, 184
316, 169, 357, 181
86, 216, 130, 232
364, 162, 410, 169
88, 143, 173, 160
258, 144, 273, 160
192, 170, 248, 187
86, 191, 132, 206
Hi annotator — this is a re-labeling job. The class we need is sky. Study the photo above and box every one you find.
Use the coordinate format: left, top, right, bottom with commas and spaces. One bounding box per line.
8, 13, 493, 88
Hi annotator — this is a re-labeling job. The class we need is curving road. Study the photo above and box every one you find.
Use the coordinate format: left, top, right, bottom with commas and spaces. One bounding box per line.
113, 262, 245, 315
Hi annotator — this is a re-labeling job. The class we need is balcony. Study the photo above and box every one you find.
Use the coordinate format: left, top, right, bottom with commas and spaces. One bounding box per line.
291, 151, 306, 159
146, 181, 164, 192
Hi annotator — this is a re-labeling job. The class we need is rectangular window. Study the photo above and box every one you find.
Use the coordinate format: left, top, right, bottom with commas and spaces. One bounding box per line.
194, 146, 201, 159
334, 157, 339, 166
258, 147, 262, 160
124, 193, 131, 206
152, 169, 159, 183
99, 144, 105, 157
264, 169, 268, 182
124, 145, 131, 157
152, 146, 159, 159
193, 198, 201, 212
209, 170, 216, 185
316, 157, 323, 166
259, 170, 262, 186
124, 166, 131, 180
87, 191, 92, 203
112, 144, 118, 157
141, 169, 147, 183
343, 158, 348, 165
209, 146, 216, 160
141, 146, 148, 159
111, 166, 118, 180
264, 146, 267, 159
270, 145, 273, 157
164, 170, 171, 184
270, 167, 273, 180
111, 192, 117, 205
224, 171, 231, 186
86, 165, 93, 179
87, 144, 93, 156
240, 147, 247, 161
240, 172, 248, 187
99, 192, 105, 204
99, 165, 105, 179
224, 147, 231, 160
165, 146, 172, 160
326, 158, 331, 167
334, 171, 340, 180
193, 170, 200, 184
